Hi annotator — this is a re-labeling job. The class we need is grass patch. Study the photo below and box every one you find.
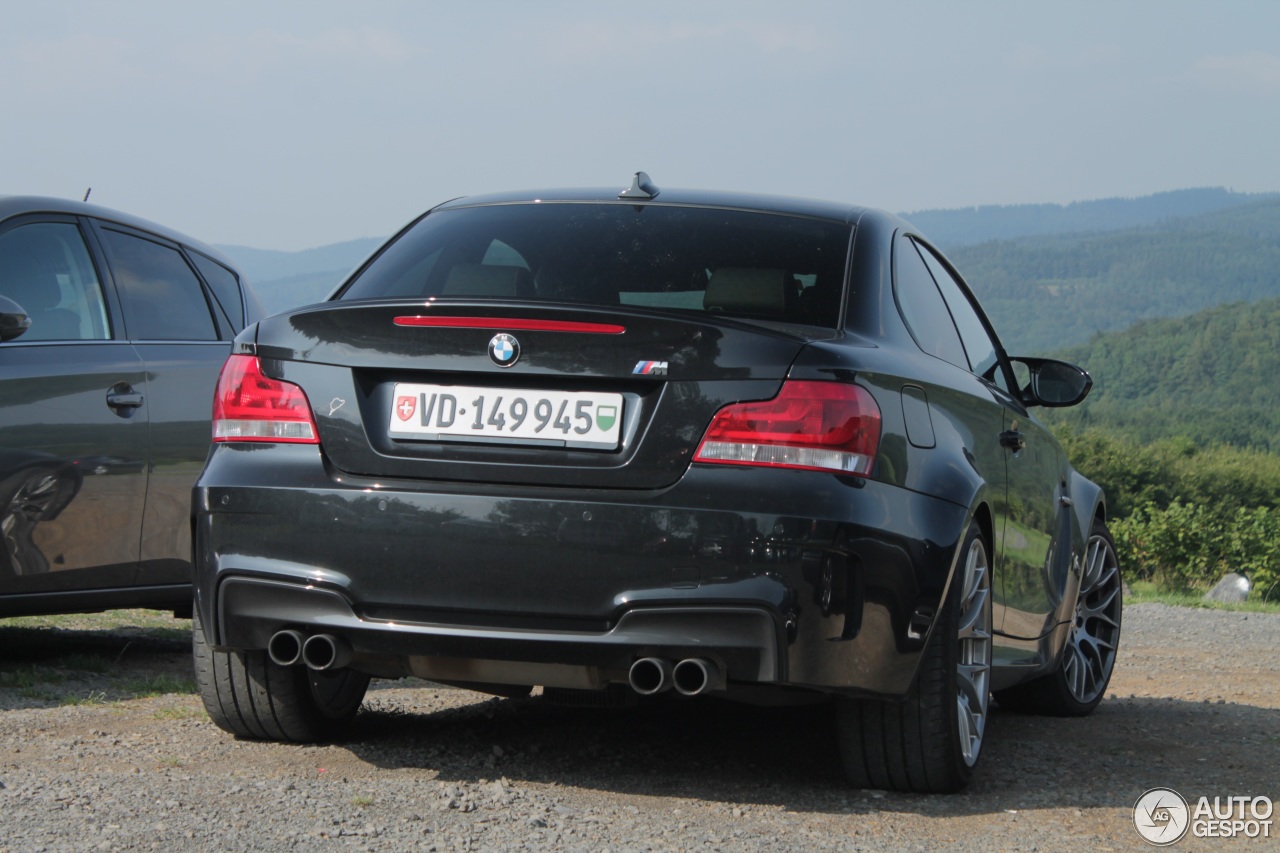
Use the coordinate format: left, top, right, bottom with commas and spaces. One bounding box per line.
122, 674, 197, 697
0, 664, 63, 690
352, 795, 374, 807
0, 609, 189, 633
61, 691, 111, 707
1126, 580, 1280, 613
61, 653, 112, 673
153, 704, 204, 721
0, 611, 195, 705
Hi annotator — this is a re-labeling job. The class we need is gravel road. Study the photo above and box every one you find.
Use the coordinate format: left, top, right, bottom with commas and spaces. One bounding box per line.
1, 603, 1277, 852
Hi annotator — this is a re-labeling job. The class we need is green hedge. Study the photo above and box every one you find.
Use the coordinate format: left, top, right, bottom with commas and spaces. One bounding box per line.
1111, 502, 1280, 601
1057, 429, 1280, 601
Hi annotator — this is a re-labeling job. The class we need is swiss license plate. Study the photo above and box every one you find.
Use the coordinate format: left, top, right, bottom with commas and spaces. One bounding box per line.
388, 383, 624, 450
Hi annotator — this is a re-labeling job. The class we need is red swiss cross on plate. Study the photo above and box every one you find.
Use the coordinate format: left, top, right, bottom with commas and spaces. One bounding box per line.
395, 395, 417, 422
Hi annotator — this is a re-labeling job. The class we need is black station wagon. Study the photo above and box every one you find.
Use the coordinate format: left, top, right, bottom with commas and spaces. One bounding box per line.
0, 196, 260, 618
193, 174, 1122, 792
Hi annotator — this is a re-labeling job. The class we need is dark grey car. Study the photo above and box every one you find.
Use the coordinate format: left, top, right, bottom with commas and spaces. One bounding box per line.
0, 196, 261, 617
192, 176, 1122, 792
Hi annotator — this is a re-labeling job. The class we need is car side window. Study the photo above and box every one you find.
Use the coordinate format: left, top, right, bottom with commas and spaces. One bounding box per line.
0, 222, 112, 342
98, 228, 218, 341
893, 234, 967, 369
189, 251, 245, 333
913, 239, 1009, 391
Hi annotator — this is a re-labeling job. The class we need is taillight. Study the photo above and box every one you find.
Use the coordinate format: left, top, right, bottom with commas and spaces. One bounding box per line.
212, 355, 319, 444
693, 381, 880, 475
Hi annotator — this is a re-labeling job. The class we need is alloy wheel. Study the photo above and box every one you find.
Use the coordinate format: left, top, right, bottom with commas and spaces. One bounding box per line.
955, 536, 992, 767
1062, 533, 1122, 705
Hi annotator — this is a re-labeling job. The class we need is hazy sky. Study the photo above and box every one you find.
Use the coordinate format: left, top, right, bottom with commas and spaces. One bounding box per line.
5, 1, 1279, 251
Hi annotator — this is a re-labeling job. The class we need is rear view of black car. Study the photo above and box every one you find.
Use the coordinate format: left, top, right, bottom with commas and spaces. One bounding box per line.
0, 196, 260, 618
193, 175, 1122, 792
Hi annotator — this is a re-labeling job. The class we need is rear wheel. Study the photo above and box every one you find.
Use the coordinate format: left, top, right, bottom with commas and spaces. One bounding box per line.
835, 522, 992, 792
193, 605, 369, 741
995, 519, 1122, 716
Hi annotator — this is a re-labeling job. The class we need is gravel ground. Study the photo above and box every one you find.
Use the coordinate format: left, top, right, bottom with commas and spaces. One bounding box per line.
1, 603, 1277, 852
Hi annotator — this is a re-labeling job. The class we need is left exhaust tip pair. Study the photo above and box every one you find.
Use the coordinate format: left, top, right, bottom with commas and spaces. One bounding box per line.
267, 629, 352, 671
628, 656, 721, 696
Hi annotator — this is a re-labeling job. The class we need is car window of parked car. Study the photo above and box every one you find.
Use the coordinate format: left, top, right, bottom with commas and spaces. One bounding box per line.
893, 234, 968, 369
189, 251, 245, 333
98, 228, 219, 341
912, 239, 1009, 391
0, 222, 112, 342
338, 204, 852, 329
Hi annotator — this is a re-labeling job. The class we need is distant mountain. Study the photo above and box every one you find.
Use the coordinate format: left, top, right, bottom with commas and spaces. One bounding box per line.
955, 197, 1280, 355
218, 237, 384, 314
215, 188, 1280, 329
249, 270, 351, 316
219, 237, 383, 283
1044, 296, 1280, 453
904, 187, 1279, 249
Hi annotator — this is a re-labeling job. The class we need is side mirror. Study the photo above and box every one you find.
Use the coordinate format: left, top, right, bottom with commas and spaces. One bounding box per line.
1010, 357, 1093, 407
0, 295, 32, 342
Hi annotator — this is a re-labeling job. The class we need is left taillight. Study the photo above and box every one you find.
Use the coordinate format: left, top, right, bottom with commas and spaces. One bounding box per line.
212, 354, 319, 444
693, 380, 881, 475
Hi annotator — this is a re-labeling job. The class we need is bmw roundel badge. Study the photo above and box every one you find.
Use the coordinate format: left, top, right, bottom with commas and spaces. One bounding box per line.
488, 333, 520, 367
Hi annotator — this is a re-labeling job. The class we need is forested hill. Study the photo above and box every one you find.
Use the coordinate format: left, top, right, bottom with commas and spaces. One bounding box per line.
219, 238, 384, 314
904, 187, 1278, 249
1044, 296, 1280, 453
220, 189, 1280, 327
220, 237, 383, 284
954, 197, 1280, 355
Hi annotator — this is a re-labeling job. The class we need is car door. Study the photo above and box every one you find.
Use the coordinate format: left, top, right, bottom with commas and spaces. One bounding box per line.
0, 217, 149, 595
90, 221, 232, 589
913, 239, 1073, 645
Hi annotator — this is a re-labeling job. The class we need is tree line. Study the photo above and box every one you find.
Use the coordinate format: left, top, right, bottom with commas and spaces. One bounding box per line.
953, 197, 1280, 355
1033, 295, 1280, 601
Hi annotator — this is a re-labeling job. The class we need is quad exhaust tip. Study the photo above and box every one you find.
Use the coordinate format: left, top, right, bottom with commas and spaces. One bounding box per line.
301, 633, 353, 671
267, 629, 305, 667
628, 657, 673, 694
673, 658, 720, 696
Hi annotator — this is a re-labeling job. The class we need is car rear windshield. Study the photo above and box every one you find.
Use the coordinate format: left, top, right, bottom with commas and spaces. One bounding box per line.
337, 203, 852, 328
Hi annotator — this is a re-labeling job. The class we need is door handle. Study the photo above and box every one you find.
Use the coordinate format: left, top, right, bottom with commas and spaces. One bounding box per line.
999, 429, 1026, 451
106, 384, 144, 410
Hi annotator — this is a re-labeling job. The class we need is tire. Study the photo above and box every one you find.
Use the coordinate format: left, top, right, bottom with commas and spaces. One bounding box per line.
994, 518, 1122, 716
835, 522, 992, 793
193, 605, 369, 741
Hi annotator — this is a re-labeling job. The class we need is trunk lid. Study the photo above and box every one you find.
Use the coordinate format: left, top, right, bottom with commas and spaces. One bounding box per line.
254, 301, 823, 489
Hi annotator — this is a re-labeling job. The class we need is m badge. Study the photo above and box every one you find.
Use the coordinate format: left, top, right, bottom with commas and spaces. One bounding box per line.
633, 360, 668, 376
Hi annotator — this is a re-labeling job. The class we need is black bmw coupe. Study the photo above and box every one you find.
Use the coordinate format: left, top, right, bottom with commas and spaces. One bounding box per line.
193, 174, 1122, 792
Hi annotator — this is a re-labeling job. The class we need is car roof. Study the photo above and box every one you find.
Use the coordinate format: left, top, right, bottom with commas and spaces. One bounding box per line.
0, 194, 238, 269
433, 184, 873, 225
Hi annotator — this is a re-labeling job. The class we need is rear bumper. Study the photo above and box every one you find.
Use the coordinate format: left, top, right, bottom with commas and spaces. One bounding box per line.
194, 444, 970, 699
216, 575, 779, 685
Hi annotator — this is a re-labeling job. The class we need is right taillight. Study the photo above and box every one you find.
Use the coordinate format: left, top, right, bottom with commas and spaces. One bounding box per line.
212, 354, 319, 444
693, 381, 880, 475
